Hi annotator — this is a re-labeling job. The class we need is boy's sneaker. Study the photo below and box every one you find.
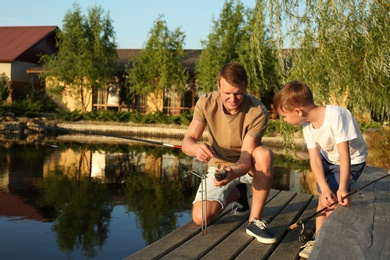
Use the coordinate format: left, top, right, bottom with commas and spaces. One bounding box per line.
299, 240, 315, 258
235, 183, 251, 215
246, 218, 277, 244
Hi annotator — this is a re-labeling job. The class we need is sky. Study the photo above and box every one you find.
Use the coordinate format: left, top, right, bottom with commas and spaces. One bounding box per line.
0, 0, 257, 49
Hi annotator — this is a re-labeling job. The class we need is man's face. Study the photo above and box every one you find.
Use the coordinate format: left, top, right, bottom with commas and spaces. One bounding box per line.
218, 77, 246, 115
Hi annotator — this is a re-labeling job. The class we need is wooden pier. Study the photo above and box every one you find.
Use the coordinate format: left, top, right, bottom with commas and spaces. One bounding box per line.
310, 166, 390, 260
125, 166, 389, 260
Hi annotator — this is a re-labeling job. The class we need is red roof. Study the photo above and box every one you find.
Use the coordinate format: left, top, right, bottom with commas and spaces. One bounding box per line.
0, 26, 57, 62
116, 48, 202, 73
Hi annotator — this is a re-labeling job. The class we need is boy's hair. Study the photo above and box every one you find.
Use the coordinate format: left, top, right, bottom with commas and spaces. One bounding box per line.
218, 62, 248, 88
273, 81, 314, 112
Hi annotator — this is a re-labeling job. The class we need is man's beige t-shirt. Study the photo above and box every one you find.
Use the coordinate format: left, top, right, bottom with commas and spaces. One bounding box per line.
193, 91, 268, 167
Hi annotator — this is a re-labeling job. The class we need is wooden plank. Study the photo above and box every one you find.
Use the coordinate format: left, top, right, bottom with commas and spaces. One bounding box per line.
236, 193, 313, 260
126, 189, 280, 260
124, 221, 201, 260
269, 196, 318, 260
310, 167, 390, 260
200, 190, 296, 260
160, 189, 282, 260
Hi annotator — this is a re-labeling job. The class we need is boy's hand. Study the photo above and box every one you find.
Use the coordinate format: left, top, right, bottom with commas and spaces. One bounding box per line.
337, 188, 350, 206
320, 189, 337, 207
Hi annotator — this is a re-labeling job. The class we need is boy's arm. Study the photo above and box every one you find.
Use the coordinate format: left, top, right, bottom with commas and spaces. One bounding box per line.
308, 147, 336, 206
336, 141, 351, 206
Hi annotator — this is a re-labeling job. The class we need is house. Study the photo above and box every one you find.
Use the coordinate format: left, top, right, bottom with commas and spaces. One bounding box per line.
0, 26, 201, 114
0, 26, 58, 102
96, 49, 202, 114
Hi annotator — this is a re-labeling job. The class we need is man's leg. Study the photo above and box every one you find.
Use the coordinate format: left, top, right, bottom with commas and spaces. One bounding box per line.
191, 167, 241, 225
249, 145, 273, 221
245, 145, 276, 244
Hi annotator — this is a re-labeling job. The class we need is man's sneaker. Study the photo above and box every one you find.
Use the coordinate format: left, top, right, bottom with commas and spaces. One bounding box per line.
299, 240, 315, 258
232, 202, 250, 216
235, 183, 251, 215
246, 218, 277, 244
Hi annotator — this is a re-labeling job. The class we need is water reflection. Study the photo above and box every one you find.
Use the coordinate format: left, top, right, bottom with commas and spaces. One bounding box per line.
0, 142, 310, 259
39, 175, 112, 258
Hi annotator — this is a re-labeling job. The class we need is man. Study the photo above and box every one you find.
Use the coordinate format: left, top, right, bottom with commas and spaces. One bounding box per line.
182, 62, 276, 244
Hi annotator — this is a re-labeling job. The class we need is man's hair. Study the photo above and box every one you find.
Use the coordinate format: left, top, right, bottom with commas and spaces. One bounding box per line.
218, 62, 248, 87
273, 81, 314, 112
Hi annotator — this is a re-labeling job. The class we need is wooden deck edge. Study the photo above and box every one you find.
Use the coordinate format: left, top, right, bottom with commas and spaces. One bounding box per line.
125, 189, 282, 259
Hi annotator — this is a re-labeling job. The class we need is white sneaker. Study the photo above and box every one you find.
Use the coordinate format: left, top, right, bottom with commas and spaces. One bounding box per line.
299, 240, 315, 258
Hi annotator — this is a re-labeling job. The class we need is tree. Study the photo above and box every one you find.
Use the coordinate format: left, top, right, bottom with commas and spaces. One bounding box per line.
266, 0, 390, 122
196, 0, 280, 103
0, 73, 11, 103
41, 3, 117, 113
126, 15, 187, 113
196, 0, 247, 93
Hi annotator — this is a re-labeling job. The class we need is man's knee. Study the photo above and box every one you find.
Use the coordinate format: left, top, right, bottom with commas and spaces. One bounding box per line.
192, 210, 204, 225
253, 146, 274, 165
192, 201, 221, 225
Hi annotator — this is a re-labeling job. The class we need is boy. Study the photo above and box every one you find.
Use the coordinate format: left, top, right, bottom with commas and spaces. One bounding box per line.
273, 81, 368, 258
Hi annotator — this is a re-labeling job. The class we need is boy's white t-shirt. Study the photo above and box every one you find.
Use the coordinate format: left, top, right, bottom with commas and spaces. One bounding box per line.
302, 105, 368, 165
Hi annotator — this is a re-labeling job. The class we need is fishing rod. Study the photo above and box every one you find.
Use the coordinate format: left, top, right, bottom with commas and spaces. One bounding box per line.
40, 125, 182, 149
288, 171, 390, 231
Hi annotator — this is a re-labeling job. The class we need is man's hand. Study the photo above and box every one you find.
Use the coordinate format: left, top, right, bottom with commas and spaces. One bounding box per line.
214, 166, 234, 187
195, 143, 214, 162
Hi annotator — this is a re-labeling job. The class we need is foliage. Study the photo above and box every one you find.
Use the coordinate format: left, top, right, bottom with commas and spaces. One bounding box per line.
365, 127, 390, 170
266, 0, 389, 122
126, 15, 187, 113
54, 109, 194, 126
0, 100, 42, 117
196, 0, 248, 92
0, 73, 11, 102
56, 110, 84, 121
196, 0, 280, 102
40, 3, 117, 113
39, 174, 112, 258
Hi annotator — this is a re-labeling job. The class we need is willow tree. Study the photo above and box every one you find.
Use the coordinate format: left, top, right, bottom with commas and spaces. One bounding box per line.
126, 15, 187, 113
41, 3, 117, 113
264, 0, 389, 122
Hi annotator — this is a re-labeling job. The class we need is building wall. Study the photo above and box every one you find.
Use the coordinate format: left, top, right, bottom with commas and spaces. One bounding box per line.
0, 63, 11, 78
46, 77, 93, 112
11, 61, 39, 83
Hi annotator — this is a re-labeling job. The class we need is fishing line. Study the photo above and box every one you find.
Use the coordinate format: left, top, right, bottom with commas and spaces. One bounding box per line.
289, 170, 390, 231
40, 125, 182, 149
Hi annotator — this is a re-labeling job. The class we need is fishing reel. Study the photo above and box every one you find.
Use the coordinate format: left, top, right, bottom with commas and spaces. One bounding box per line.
214, 169, 226, 181
298, 223, 315, 244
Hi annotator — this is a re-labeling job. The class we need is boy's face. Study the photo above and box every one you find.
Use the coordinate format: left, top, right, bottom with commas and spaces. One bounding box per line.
218, 77, 246, 115
278, 108, 304, 127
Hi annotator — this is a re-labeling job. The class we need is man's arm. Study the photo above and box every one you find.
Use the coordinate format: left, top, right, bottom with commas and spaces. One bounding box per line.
217, 134, 259, 185
182, 119, 214, 163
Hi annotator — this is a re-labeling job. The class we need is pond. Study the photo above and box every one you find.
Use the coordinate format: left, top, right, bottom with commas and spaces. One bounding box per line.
0, 141, 311, 259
